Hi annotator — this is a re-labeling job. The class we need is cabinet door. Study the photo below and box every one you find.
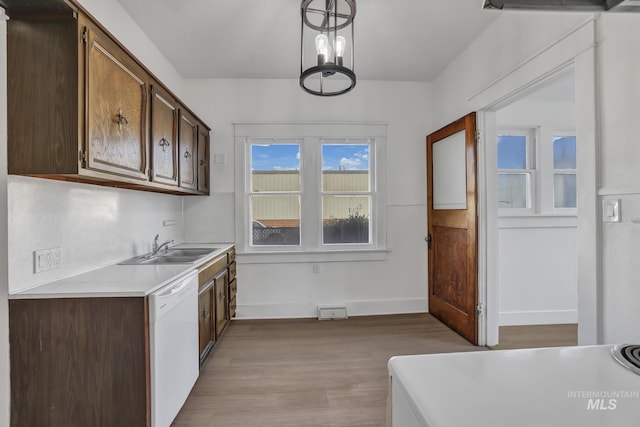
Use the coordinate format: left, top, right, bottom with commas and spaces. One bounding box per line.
214, 270, 229, 339
84, 23, 148, 180
150, 86, 179, 186
179, 111, 198, 190
198, 285, 214, 362
197, 125, 210, 194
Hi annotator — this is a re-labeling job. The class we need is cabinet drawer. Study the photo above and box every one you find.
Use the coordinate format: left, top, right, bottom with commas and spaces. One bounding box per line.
227, 248, 236, 264
228, 261, 236, 281
229, 296, 237, 318
199, 254, 227, 287
229, 278, 237, 298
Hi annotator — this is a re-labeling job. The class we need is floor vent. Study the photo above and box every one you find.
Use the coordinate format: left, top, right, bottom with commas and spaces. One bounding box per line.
317, 306, 348, 320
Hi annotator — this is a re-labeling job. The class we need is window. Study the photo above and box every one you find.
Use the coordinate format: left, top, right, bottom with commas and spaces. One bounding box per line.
552, 135, 577, 209
497, 130, 535, 210
322, 141, 372, 244
496, 127, 577, 215
235, 123, 387, 257
250, 141, 301, 246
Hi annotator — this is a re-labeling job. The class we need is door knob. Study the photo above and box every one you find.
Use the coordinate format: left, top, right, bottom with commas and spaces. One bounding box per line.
425, 234, 432, 249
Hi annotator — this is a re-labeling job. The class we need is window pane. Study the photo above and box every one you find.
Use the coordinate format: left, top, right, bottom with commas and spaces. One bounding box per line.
554, 173, 577, 208
322, 196, 370, 244
251, 195, 300, 245
497, 135, 527, 169
498, 173, 529, 209
251, 143, 300, 192
553, 136, 576, 169
322, 144, 370, 191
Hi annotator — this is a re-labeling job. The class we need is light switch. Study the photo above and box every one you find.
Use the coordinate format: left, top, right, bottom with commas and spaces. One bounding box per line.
603, 199, 621, 223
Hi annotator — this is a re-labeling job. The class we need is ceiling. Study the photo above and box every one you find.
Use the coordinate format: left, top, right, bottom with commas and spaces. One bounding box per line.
115, 0, 500, 82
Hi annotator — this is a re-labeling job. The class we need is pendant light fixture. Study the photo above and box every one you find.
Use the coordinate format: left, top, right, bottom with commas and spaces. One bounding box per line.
300, 0, 356, 96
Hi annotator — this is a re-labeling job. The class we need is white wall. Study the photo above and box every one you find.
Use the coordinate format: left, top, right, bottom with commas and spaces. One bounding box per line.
182, 79, 432, 317
597, 13, 640, 344
495, 96, 578, 325
431, 9, 640, 344
7, 177, 185, 292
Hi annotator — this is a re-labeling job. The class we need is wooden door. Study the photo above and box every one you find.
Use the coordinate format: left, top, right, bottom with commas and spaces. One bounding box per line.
198, 284, 214, 363
197, 125, 210, 193
179, 111, 198, 190
426, 113, 478, 344
84, 22, 148, 180
150, 85, 179, 186
214, 270, 229, 339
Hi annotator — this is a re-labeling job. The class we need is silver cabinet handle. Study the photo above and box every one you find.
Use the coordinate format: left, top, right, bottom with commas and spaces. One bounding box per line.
159, 134, 170, 152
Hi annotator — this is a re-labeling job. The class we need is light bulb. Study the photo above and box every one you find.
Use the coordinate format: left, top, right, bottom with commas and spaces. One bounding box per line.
315, 34, 329, 65
335, 36, 346, 66
335, 36, 346, 57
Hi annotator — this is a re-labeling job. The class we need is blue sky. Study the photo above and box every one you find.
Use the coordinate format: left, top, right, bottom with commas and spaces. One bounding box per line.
498, 135, 576, 170
251, 144, 369, 171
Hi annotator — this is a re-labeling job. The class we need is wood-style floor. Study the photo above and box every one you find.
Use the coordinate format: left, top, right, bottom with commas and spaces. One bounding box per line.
490, 323, 578, 350
173, 313, 482, 427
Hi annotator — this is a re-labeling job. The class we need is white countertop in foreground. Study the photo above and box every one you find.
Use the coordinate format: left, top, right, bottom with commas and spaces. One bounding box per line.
9, 243, 234, 299
388, 345, 640, 427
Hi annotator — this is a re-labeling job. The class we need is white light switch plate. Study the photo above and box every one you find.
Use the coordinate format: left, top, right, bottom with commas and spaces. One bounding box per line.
603, 199, 621, 223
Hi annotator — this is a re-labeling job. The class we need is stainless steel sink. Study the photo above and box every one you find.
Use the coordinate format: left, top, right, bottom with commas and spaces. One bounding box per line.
163, 248, 216, 257
118, 248, 217, 265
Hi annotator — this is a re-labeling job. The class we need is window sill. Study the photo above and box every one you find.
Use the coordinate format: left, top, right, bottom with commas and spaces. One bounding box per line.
236, 248, 389, 264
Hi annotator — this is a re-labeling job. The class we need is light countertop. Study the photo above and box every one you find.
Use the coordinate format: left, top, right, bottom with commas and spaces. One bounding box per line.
388, 345, 640, 427
10, 243, 234, 299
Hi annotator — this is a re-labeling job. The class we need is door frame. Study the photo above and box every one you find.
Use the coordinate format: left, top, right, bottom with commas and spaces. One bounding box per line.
473, 17, 600, 346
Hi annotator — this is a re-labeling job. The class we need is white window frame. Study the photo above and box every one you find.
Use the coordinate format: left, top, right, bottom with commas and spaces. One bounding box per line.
497, 126, 577, 218
497, 127, 537, 215
550, 130, 577, 213
234, 123, 387, 263
320, 138, 375, 248
248, 138, 303, 248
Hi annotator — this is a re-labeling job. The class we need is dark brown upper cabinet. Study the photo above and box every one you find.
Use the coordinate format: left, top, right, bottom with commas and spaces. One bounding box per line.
197, 125, 210, 194
6, 5, 210, 195
150, 86, 179, 186
179, 111, 198, 190
84, 19, 149, 181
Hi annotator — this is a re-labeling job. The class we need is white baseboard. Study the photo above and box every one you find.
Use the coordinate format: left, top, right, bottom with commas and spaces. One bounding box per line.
235, 298, 428, 320
499, 309, 578, 326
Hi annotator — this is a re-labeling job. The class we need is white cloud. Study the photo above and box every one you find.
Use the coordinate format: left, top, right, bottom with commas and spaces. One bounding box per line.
339, 157, 361, 170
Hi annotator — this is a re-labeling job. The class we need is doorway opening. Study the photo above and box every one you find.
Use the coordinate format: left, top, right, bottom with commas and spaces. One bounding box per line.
483, 70, 580, 349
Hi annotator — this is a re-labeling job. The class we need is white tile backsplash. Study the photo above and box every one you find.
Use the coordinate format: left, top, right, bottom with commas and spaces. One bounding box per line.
8, 176, 184, 293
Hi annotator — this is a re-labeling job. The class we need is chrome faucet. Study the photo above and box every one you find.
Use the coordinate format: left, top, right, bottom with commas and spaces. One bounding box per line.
151, 234, 174, 256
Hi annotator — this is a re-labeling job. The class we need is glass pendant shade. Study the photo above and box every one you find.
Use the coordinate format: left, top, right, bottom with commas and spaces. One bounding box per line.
300, 0, 356, 96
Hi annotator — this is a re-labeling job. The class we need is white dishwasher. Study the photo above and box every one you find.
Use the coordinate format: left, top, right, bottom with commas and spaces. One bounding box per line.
149, 270, 199, 427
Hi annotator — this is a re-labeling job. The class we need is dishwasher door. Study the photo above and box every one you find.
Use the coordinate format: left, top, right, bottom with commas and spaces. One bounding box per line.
149, 270, 199, 427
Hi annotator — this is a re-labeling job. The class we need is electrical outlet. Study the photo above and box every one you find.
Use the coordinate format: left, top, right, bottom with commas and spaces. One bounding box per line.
34, 247, 62, 273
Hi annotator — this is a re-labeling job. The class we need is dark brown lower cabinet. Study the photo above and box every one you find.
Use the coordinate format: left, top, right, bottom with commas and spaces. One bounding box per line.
214, 269, 229, 339
197, 246, 237, 365
9, 297, 150, 427
198, 283, 215, 365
